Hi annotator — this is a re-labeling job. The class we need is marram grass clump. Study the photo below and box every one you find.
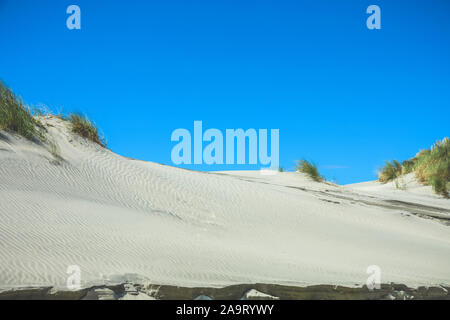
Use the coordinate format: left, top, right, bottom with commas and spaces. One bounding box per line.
378, 160, 402, 183
68, 113, 106, 148
378, 138, 450, 197
0, 81, 45, 141
1, 81, 107, 158
296, 159, 323, 182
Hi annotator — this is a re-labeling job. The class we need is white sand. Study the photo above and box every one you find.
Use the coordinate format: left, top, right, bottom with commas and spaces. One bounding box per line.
346, 173, 450, 208
0, 116, 449, 290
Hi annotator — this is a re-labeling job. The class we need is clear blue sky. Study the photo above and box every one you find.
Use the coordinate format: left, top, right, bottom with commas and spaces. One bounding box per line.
1, 0, 449, 184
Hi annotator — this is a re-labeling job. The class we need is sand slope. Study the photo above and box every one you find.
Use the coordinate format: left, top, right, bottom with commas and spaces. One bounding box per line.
0, 116, 449, 289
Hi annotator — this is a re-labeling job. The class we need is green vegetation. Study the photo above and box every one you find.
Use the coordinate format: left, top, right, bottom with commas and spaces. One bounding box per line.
378, 138, 450, 197
401, 159, 416, 174
296, 159, 323, 182
67, 113, 106, 147
0, 81, 44, 141
378, 160, 402, 183
1, 81, 106, 164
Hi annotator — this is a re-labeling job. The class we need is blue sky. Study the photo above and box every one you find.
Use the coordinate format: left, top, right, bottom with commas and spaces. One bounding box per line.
1, 0, 449, 184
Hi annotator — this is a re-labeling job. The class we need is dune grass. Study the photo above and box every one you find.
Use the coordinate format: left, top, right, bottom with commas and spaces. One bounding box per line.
1, 81, 106, 161
67, 113, 106, 147
296, 160, 323, 182
0, 81, 45, 141
378, 160, 402, 183
378, 138, 450, 197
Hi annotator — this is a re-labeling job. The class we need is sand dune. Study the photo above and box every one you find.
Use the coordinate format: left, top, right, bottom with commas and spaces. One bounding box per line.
0, 116, 449, 290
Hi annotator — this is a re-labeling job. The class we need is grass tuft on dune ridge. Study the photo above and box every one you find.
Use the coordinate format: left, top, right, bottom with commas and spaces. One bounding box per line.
378, 160, 402, 183
296, 160, 323, 182
68, 113, 107, 148
0, 81, 45, 141
1, 81, 106, 158
378, 138, 450, 197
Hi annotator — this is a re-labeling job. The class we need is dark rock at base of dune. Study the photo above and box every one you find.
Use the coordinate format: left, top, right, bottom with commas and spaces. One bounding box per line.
0, 282, 449, 300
